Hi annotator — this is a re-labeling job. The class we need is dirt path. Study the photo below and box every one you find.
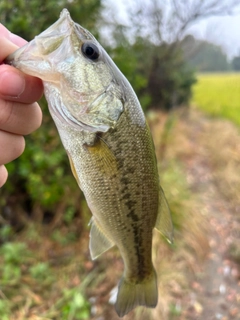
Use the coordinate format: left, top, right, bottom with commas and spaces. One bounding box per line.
88, 109, 240, 320
89, 110, 240, 320
179, 110, 240, 320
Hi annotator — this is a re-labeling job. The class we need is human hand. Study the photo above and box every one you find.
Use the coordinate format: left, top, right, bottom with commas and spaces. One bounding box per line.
0, 24, 43, 187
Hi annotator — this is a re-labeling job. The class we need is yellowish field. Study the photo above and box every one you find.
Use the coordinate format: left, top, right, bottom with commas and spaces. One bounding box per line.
191, 73, 240, 126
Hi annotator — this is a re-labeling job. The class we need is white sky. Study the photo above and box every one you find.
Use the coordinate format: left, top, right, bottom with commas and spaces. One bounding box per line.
188, 15, 240, 59
103, 0, 240, 59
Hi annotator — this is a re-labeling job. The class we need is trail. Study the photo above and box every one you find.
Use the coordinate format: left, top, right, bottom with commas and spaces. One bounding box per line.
179, 110, 240, 320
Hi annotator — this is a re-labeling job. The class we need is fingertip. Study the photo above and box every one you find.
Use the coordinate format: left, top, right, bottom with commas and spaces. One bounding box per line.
9, 33, 27, 47
0, 23, 27, 47
31, 102, 43, 132
0, 165, 8, 188
0, 65, 25, 98
0, 23, 10, 39
15, 135, 26, 158
0, 64, 44, 103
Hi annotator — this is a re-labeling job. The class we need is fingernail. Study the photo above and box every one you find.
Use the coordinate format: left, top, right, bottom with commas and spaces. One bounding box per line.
0, 70, 25, 98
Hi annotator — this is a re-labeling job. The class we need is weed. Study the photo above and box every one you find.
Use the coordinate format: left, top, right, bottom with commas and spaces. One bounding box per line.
30, 262, 51, 281
0, 242, 29, 265
0, 299, 10, 320
0, 225, 13, 242
61, 289, 90, 320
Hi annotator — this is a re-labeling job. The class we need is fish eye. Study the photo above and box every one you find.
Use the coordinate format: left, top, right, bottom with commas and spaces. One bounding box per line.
81, 42, 100, 61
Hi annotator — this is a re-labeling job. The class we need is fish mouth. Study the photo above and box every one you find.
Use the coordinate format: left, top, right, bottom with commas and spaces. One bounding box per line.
5, 9, 76, 81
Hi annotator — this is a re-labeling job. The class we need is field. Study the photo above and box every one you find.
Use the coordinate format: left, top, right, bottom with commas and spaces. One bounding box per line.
1, 73, 240, 319
192, 72, 240, 125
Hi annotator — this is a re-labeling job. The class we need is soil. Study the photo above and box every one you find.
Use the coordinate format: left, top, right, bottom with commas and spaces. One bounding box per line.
86, 109, 240, 320
177, 110, 240, 320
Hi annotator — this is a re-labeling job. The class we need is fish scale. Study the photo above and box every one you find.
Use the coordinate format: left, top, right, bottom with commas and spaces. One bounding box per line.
6, 9, 173, 317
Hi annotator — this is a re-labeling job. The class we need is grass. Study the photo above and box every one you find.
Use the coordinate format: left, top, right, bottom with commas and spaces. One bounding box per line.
1, 72, 239, 319
3, 70, 240, 318
0, 111, 210, 320
0, 231, 93, 320
192, 73, 240, 126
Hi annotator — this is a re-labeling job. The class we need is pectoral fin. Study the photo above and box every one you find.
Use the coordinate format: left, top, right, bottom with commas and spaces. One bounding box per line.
89, 218, 115, 260
155, 187, 174, 243
86, 138, 118, 177
67, 152, 81, 186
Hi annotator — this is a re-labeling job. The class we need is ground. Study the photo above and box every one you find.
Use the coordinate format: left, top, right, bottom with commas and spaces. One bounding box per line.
168, 109, 240, 320
90, 108, 240, 320
1, 108, 240, 320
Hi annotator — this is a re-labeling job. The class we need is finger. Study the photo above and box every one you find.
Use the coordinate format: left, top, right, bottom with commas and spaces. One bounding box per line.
0, 64, 43, 103
0, 130, 25, 164
0, 36, 19, 62
0, 165, 8, 188
0, 99, 42, 135
0, 24, 27, 47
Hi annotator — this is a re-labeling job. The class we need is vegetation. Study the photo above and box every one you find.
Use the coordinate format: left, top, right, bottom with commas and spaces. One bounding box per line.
0, 113, 211, 319
0, 0, 103, 224
0, 0, 197, 225
1, 0, 240, 319
232, 55, 240, 71
192, 73, 240, 126
181, 35, 231, 72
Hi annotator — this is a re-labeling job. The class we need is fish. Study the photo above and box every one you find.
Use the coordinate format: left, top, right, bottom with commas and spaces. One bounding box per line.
6, 9, 173, 317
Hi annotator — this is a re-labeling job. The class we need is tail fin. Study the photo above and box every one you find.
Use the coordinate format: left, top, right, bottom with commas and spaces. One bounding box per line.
115, 271, 158, 317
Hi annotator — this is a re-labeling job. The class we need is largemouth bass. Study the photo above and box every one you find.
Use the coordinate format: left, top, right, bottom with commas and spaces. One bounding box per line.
6, 9, 173, 317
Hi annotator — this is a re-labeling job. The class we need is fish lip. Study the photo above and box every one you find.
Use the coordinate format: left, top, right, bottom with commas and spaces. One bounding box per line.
5, 46, 25, 65
5, 9, 74, 68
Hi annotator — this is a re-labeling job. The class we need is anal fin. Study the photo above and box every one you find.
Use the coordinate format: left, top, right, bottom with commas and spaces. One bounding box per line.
89, 218, 115, 260
155, 187, 174, 243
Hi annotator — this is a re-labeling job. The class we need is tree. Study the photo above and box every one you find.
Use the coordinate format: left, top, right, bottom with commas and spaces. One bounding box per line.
0, 0, 103, 226
0, 0, 102, 40
103, 0, 240, 110
181, 35, 231, 72
232, 56, 240, 71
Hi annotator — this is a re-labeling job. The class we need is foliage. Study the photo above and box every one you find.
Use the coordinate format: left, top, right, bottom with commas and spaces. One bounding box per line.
59, 289, 90, 320
145, 43, 196, 110
1, 0, 238, 221
192, 73, 240, 126
181, 35, 231, 72
0, 111, 211, 319
106, 27, 196, 111
0, 0, 102, 41
0, 233, 91, 319
231, 55, 240, 71
0, 1, 239, 319
1, 0, 102, 223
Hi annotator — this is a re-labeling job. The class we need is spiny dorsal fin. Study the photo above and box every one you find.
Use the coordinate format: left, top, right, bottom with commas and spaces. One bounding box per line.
155, 187, 174, 243
89, 218, 115, 260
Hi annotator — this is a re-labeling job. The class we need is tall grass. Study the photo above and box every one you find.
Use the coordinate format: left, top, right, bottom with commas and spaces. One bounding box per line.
192, 73, 240, 126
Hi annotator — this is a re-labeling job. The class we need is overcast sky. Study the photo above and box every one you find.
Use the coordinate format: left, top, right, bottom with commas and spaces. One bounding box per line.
104, 0, 240, 59
188, 14, 240, 59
